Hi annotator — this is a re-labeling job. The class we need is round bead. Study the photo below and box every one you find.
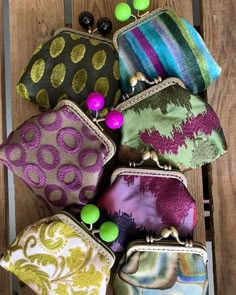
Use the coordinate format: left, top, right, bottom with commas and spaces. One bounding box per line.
99, 221, 119, 242
79, 11, 94, 29
133, 0, 150, 11
161, 228, 171, 238
97, 17, 113, 34
115, 3, 131, 22
80, 204, 100, 224
105, 110, 124, 129
86, 92, 105, 111
142, 151, 151, 161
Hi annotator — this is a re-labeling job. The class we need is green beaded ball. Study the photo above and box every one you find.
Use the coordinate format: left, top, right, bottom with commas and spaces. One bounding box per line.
99, 221, 119, 242
133, 0, 150, 11
115, 3, 131, 22
80, 204, 100, 224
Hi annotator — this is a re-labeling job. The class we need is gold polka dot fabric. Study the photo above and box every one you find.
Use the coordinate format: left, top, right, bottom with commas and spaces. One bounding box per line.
17, 29, 121, 109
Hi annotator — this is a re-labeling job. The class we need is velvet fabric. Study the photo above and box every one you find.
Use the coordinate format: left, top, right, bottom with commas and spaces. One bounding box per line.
17, 28, 121, 110
114, 8, 221, 95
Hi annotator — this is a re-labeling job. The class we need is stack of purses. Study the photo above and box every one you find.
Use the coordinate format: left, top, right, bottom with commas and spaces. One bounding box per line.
0, 2, 226, 295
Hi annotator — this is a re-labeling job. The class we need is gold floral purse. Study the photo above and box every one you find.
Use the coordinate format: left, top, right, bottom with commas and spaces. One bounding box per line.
0, 206, 118, 295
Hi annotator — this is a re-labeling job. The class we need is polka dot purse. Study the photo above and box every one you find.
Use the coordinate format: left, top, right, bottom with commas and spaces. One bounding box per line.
0, 100, 116, 212
16, 27, 121, 110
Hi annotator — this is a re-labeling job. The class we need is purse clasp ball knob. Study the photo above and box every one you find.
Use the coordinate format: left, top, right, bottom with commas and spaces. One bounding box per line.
97, 17, 113, 34
105, 110, 124, 129
79, 11, 95, 32
86, 92, 105, 111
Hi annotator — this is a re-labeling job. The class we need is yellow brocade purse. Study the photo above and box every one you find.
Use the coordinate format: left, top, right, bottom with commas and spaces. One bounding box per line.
0, 212, 115, 295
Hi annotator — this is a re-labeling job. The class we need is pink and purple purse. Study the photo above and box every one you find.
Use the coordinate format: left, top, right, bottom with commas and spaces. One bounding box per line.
0, 100, 115, 212
97, 165, 197, 252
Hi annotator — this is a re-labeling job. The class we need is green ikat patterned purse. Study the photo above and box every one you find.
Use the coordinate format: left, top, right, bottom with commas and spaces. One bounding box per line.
116, 73, 227, 171
17, 26, 121, 111
0, 208, 117, 295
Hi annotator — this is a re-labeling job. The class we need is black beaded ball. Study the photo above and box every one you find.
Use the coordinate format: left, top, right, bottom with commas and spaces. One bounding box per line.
79, 11, 95, 29
97, 17, 112, 34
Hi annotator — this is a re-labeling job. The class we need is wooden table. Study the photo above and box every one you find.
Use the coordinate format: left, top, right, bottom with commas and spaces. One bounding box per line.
0, 0, 235, 294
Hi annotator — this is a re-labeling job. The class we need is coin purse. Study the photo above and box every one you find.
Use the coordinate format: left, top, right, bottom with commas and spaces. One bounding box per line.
116, 76, 227, 171
0, 99, 115, 211
113, 227, 208, 295
97, 164, 197, 252
114, 7, 221, 95
0, 211, 115, 295
17, 28, 121, 110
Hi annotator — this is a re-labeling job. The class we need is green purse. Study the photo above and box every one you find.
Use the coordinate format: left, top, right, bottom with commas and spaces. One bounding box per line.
17, 28, 121, 110
116, 73, 227, 171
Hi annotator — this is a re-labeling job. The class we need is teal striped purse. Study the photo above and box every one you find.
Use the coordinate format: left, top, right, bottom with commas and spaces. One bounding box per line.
114, 7, 221, 95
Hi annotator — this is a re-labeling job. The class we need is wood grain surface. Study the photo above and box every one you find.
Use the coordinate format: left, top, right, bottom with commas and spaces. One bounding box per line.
201, 1, 236, 294
0, 1, 11, 294
8, 1, 65, 294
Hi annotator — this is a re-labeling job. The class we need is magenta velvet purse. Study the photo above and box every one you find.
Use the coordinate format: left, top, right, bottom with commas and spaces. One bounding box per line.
97, 167, 196, 252
0, 100, 115, 212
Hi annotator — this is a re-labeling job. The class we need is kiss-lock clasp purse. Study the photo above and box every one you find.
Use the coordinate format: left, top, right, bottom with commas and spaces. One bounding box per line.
0, 99, 116, 212
0, 205, 118, 295
116, 73, 227, 171
97, 151, 197, 252
114, 226, 209, 295
17, 11, 121, 110
114, 3, 221, 95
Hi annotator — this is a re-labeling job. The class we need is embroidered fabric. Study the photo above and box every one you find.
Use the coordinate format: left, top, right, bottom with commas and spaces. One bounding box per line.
96, 170, 196, 252
0, 213, 113, 295
118, 84, 227, 170
0, 100, 115, 212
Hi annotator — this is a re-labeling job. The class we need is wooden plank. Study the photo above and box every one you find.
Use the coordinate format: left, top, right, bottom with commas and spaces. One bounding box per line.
201, 1, 236, 294
0, 0, 11, 294
72, 0, 205, 245
8, 0, 65, 294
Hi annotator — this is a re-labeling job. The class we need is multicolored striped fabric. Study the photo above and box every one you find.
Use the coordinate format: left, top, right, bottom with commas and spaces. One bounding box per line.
114, 8, 221, 95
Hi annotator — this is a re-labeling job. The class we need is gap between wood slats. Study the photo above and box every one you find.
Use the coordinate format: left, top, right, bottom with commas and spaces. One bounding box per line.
0, 0, 11, 293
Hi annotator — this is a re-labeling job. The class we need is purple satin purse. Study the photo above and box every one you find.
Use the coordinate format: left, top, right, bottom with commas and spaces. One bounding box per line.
0, 100, 115, 212
97, 160, 197, 252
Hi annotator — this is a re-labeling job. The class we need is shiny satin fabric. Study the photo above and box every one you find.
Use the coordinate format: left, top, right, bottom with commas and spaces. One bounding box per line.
97, 169, 196, 252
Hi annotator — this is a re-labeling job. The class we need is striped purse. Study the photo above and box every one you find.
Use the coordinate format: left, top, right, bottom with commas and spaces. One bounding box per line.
114, 7, 221, 95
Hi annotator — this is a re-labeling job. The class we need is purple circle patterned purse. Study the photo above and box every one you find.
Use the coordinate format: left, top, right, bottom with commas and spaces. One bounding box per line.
0, 100, 116, 212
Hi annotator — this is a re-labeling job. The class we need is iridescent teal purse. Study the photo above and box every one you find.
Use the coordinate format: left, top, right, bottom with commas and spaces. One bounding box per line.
114, 227, 208, 295
116, 73, 227, 171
